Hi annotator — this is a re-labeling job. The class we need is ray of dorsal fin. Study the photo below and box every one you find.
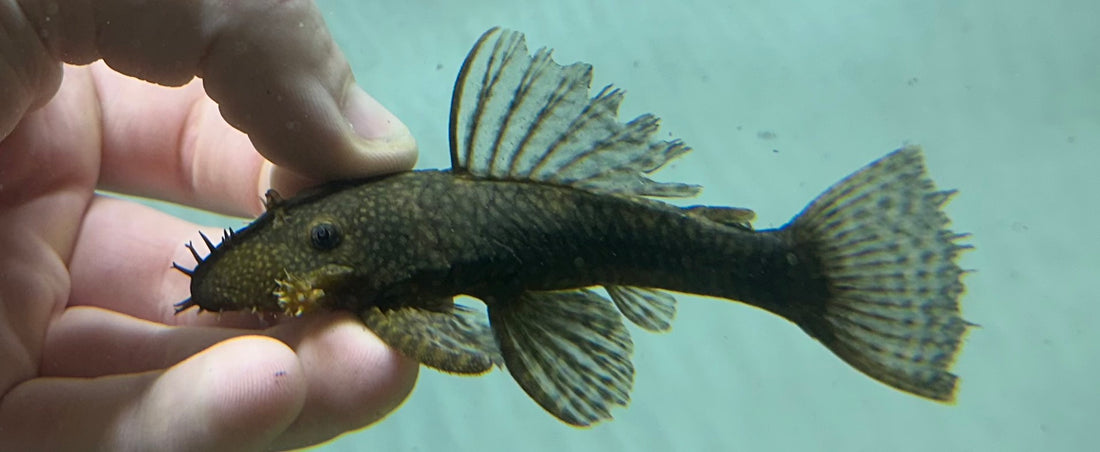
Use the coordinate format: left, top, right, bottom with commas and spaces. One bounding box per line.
449, 27, 700, 198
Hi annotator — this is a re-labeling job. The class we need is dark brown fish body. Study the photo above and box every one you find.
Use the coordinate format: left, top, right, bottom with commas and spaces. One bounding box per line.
191, 169, 816, 319
175, 28, 972, 427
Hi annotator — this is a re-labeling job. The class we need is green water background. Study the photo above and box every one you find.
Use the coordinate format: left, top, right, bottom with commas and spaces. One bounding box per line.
160, 0, 1097, 450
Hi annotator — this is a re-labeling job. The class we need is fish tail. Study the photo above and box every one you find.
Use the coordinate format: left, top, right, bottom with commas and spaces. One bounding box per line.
784, 145, 973, 402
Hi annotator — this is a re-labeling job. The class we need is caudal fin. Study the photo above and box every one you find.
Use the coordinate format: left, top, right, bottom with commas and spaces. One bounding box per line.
787, 145, 972, 402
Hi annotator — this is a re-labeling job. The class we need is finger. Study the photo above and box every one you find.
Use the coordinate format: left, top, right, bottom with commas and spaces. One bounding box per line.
195, 1, 418, 181
0, 0, 63, 139
22, 0, 417, 194
42, 306, 245, 377
90, 63, 272, 217
267, 312, 419, 449
68, 193, 268, 325
0, 336, 307, 451
42, 307, 419, 449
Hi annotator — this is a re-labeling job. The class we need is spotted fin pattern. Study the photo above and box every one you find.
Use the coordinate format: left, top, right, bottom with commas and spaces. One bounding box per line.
604, 285, 677, 332
450, 27, 699, 198
489, 289, 634, 426
788, 146, 973, 401
361, 302, 503, 375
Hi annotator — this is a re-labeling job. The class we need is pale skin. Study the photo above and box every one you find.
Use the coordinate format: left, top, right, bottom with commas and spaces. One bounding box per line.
0, 1, 421, 450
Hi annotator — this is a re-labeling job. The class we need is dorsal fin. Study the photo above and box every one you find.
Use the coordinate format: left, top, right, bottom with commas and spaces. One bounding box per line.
449, 27, 700, 198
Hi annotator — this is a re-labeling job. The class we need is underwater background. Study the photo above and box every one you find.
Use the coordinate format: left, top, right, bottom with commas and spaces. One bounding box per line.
161, 0, 1097, 450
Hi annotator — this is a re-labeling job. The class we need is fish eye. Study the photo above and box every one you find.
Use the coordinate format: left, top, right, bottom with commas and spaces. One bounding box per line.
309, 222, 342, 250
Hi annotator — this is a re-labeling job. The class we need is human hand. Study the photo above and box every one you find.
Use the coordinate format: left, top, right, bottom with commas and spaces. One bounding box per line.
0, 1, 419, 450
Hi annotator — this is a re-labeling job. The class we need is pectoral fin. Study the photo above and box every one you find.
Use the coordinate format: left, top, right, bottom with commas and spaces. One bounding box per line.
488, 289, 634, 426
361, 301, 502, 375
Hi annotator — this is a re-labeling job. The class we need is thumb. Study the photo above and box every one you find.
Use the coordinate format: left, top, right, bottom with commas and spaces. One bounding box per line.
341, 82, 419, 175
266, 81, 419, 197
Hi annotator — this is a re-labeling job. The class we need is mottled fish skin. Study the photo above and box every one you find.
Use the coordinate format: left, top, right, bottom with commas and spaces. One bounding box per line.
178, 169, 812, 426
187, 170, 804, 317
174, 28, 972, 427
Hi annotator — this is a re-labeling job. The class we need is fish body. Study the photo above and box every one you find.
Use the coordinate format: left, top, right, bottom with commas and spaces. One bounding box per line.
175, 28, 972, 426
192, 170, 799, 320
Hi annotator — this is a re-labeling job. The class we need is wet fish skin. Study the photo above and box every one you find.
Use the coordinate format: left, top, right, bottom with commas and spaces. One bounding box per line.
187, 169, 813, 320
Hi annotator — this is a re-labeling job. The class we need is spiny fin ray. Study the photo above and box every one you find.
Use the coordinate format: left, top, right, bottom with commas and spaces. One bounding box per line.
450, 27, 698, 198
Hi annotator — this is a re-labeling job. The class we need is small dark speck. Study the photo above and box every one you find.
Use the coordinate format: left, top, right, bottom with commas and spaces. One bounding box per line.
736, 125, 742, 131
274, 370, 288, 377
772, 149, 779, 154
757, 130, 777, 140
632, 60, 640, 68
1066, 136, 1076, 144
906, 77, 919, 86
435, 63, 443, 70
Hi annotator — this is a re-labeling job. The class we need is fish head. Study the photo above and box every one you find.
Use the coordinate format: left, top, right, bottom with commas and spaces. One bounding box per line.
175, 194, 360, 316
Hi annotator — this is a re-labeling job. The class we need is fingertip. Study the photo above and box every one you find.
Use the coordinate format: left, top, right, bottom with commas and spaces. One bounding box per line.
152, 336, 307, 450
270, 313, 419, 448
260, 85, 418, 199
295, 313, 419, 413
341, 84, 419, 174
327, 321, 421, 420
263, 136, 418, 209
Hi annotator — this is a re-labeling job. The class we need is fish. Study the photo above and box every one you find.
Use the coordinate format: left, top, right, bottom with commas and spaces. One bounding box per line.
172, 27, 972, 427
